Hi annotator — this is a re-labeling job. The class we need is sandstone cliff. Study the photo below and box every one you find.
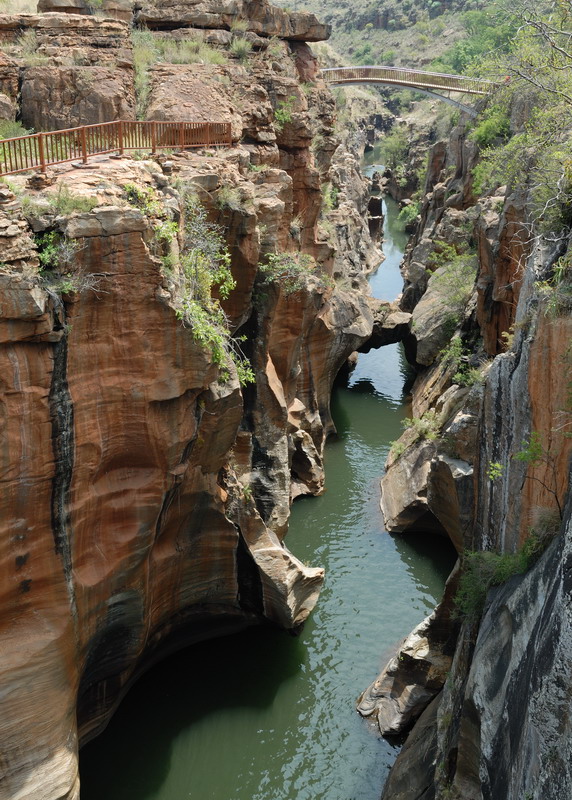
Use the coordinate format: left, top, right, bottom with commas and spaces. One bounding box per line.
0, 3, 380, 798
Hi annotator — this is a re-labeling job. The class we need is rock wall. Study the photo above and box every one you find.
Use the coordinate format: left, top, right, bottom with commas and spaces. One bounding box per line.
368, 111, 572, 797
0, 3, 380, 799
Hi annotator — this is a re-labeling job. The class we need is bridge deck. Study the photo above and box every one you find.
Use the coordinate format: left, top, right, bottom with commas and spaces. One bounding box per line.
322, 66, 495, 96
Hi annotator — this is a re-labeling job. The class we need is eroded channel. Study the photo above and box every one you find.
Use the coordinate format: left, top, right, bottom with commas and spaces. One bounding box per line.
80, 157, 456, 800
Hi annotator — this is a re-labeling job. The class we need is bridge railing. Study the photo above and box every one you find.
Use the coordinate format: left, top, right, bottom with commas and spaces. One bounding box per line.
0, 119, 233, 177
321, 66, 495, 95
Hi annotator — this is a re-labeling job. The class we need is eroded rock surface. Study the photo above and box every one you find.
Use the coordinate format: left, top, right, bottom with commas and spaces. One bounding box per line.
0, 1, 379, 794
136, 0, 331, 41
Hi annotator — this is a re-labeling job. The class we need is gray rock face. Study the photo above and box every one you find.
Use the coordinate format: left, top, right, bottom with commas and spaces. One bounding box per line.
442, 499, 572, 800
409, 264, 473, 367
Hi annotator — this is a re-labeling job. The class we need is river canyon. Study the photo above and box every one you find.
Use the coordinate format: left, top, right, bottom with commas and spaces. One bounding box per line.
78, 189, 456, 800
1, 1, 572, 800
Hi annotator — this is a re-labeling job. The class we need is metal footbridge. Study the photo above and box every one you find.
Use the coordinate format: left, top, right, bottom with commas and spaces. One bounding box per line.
322, 66, 497, 115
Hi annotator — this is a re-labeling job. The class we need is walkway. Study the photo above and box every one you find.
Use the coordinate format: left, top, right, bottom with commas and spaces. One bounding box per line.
322, 66, 496, 115
322, 66, 495, 95
0, 119, 232, 178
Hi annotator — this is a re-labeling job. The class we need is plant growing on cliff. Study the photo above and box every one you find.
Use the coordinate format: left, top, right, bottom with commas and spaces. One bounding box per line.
258, 251, 332, 295
49, 185, 99, 216
321, 183, 339, 213
439, 334, 485, 387
216, 185, 242, 211
379, 126, 409, 170
176, 192, 254, 386
0, 120, 31, 141
466, 2, 572, 235
229, 37, 253, 62
486, 461, 504, 481
536, 254, 572, 317
274, 96, 297, 132
454, 522, 557, 621
427, 242, 477, 331
396, 201, 419, 229
401, 409, 440, 442
513, 431, 563, 519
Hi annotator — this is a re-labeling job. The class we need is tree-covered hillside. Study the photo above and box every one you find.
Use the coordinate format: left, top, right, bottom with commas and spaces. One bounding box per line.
276, 0, 494, 70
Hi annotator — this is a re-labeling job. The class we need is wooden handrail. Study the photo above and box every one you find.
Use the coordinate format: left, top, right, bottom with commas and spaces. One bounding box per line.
321, 66, 497, 96
0, 119, 233, 178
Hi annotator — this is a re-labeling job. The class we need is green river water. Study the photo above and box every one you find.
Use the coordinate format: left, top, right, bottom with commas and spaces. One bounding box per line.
80, 153, 456, 800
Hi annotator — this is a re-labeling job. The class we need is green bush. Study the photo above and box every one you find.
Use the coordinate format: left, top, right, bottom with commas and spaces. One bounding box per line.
397, 201, 419, 228
229, 37, 253, 62
258, 252, 317, 295
401, 408, 440, 441
321, 183, 339, 213
274, 96, 297, 132
48, 185, 99, 216
0, 120, 31, 140
439, 334, 484, 386
469, 105, 510, 148
380, 127, 409, 170
455, 527, 557, 621
428, 242, 477, 322
176, 192, 254, 386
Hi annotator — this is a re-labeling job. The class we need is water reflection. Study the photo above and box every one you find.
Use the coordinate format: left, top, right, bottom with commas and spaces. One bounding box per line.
392, 532, 457, 595
80, 627, 305, 800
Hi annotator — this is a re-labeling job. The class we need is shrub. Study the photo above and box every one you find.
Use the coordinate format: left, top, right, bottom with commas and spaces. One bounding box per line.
454, 527, 557, 621
469, 105, 510, 148
216, 185, 242, 211
177, 192, 254, 386
258, 252, 330, 295
389, 439, 407, 459
401, 409, 440, 441
321, 183, 339, 213
0, 120, 31, 140
536, 255, 572, 318
380, 127, 409, 170
397, 202, 419, 228
123, 182, 162, 216
428, 243, 477, 321
230, 19, 249, 32
440, 335, 485, 386
17, 30, 49, 66
274, 96, 297, 132
229, 37, 253, 62
48, 185, 99, 216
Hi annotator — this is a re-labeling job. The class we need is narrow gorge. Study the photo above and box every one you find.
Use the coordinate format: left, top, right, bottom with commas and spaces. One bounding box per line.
0, 1, 571, 800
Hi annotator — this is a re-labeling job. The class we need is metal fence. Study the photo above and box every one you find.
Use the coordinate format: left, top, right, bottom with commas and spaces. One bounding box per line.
321, 66, 496, 95
0, 119, 233, 177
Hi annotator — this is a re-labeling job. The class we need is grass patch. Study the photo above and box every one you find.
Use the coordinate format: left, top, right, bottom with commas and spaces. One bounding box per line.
454, 523, 558, 621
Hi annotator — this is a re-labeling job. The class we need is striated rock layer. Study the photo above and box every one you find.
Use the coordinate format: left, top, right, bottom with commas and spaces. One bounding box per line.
0, 3, 380, 799
368, 104, 572, 797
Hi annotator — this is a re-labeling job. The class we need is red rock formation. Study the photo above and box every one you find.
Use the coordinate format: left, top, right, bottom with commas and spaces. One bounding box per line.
0, 187, 328, 799
136, 0, 331, 42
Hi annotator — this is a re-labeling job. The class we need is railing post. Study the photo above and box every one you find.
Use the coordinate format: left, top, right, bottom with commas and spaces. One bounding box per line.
205, 123, 210, 148
151, 120, 157, 154
118, 120, 124, 155
80, 126, 88, 165
179, 121, 184, 151
38, 133, 46, 173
